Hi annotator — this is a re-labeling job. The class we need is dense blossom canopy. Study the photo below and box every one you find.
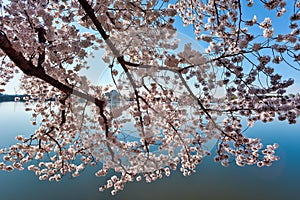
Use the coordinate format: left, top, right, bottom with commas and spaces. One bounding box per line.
0, 0, 299, 195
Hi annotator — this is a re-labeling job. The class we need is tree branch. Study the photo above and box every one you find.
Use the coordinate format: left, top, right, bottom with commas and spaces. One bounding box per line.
0, 30, 107, 131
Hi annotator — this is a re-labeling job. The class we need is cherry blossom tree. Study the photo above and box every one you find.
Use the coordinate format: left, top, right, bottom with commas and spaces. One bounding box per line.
0, 0, 300, 195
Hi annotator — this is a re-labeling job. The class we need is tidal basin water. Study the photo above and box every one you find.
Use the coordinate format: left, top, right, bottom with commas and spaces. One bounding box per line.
0, 102, 299, 200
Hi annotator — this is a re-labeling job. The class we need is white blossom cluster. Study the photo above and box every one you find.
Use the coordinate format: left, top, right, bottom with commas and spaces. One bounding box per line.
0, 0, 300, 196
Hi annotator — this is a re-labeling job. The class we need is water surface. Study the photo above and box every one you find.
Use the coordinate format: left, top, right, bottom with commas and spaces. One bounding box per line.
0, 102, 299, 200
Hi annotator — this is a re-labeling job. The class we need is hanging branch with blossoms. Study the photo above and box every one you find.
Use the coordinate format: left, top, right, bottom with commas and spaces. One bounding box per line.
0, 0, 299, 195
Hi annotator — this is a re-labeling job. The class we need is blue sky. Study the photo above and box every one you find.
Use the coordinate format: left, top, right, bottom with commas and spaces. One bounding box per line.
2, 0, 299, 94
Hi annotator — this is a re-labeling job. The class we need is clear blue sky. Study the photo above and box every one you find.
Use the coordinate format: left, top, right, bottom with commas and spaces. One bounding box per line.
2, 0, 299, 94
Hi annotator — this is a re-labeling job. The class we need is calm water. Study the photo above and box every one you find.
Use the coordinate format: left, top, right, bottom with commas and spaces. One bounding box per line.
0, 102, 299, 200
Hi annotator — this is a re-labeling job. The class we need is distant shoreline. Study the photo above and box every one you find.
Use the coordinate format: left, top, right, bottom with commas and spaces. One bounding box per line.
0, 89, 121, 102
0, 94, 31, 102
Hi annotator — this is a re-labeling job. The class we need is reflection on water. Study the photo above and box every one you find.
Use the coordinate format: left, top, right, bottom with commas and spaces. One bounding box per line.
0, 102, 300, 200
